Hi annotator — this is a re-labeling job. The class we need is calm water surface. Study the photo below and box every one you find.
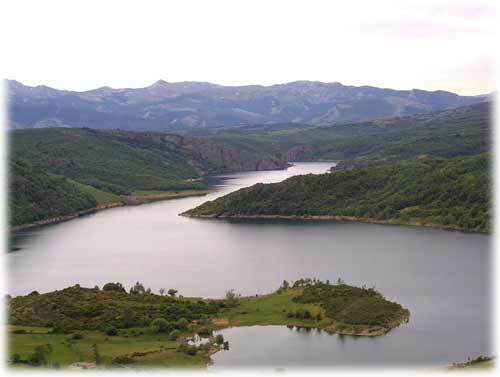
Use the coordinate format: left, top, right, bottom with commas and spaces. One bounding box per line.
8, 162, 491, 368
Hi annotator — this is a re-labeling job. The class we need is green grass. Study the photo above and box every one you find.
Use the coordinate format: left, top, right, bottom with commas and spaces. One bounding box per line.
70, 180, 123, 205
8, 326, 206, 369
221, 290, 329, 328
7, 280, 410, 368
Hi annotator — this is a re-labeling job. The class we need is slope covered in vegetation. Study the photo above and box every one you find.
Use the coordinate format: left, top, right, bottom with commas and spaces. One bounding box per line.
10, 128, 287, 195
184, 154, 491, 232
8, 279, 409, 368
9, 127, 287, 227
190, 101, 490, 167
9, 160, 98, 227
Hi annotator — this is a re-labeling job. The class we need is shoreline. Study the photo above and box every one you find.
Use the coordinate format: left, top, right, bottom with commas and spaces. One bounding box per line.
9, 190, 214, 233
181, 213, 487, 234
9, 203, 124, 233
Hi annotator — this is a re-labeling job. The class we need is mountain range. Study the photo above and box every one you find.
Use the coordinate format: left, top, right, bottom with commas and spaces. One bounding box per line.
7, 79, 489, 131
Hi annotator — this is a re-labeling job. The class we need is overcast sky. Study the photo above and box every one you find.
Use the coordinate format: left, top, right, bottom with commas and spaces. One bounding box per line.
1, 0, 496, 95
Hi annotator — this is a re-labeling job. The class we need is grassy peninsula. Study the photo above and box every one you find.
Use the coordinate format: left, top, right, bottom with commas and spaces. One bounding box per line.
8, 279, 409, 369
184, 154, 490, 233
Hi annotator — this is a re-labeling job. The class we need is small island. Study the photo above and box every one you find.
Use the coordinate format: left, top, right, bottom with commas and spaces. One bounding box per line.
7, 278, 409, 369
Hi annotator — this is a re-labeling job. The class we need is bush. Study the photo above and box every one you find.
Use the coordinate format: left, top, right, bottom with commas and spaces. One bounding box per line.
150, 317, 169, 332
10, 354, 22, 364
102, 282, 126, 292
197, 327, 211, 337
168, 330, 181, 341
215, 334, 224, 345
49, 326, 68, 334
177, 343, 198, 355
105, 325, 118, 336
176, 318, 189, 330
149, 325, 160, 334
70, 333, 83, 340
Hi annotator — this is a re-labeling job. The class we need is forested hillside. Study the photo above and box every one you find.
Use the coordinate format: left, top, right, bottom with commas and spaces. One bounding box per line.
9, 160, 98, 226
185, 154, 491, 232
202, 101, 491, 167
9, 128, 287, 227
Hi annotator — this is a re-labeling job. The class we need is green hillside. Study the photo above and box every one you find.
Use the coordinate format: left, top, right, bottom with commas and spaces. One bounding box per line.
9, 160, 98, 227
8, 279, 409, 368
9, 127, 287, 227
10, 128, 206, 195
193, 101, 490, 167
184, 154, 491, 232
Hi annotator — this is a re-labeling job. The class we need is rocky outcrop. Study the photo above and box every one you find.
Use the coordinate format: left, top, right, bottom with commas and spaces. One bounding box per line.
286, 144, 314, 161
149, 133, 289, 174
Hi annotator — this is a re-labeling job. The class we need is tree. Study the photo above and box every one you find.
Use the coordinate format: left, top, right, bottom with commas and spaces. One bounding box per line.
168, 329, 181, 340
150, 318, 169, 332
10, 354, 21, 364
176, 318, 189, 330
123, 307, 135, 328
28, 345, 52, 366
159, 288, 165, 296
215, 334, 224, 345
225, 289, 240, 307
93, 343, 101, 365
130, 282, 146, 295
281, 280, 290, 289
105, 325, 118, 336
168, 289, 178, 297
102, 282, 125, 292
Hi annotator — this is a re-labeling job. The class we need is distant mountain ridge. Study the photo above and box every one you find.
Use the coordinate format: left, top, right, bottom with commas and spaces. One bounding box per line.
7, 79, 488, 131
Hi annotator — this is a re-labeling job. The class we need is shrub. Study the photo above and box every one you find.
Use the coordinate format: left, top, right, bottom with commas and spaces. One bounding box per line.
176, 318, 189, 330
215, 334, 224, 345
49, 326, 68, 334
197, 327, 211, 337
10, 354, 21, 364
168, 330, 181, 341
105, 325, 118, 336
102, 282, 126, 292
149, 325, 160, 334
225, 289, 240, 307
150, 317, 169, 332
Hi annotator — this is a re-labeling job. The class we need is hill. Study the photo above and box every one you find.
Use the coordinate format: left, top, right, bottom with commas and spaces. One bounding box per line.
7, 79, 487, 131
9, 160, 99, 227
9, 128, 287, 227
8, 279, 409, 368
183, 154, 491, 233
199, 101, 491, 167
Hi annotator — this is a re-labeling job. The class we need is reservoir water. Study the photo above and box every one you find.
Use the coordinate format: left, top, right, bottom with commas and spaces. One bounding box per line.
8, 162, 491, 368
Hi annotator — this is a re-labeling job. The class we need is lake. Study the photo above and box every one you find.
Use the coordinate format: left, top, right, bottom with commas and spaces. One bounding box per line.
8, 162, 491, 368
